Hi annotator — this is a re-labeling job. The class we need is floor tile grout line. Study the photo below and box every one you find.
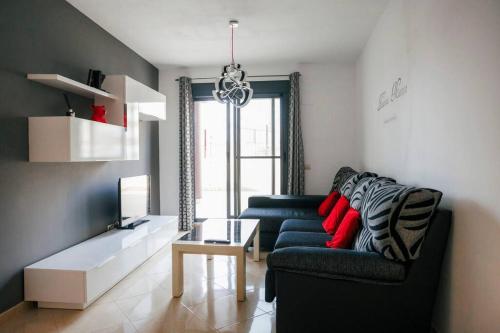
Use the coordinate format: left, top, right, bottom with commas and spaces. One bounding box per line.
179, 301, 219, 332
187, 290, 269, 330
216, 310, 272, 329
112, 299, 137, 332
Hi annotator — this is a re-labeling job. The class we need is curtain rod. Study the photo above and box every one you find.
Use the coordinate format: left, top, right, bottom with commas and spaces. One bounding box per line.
174, 74, 299, 82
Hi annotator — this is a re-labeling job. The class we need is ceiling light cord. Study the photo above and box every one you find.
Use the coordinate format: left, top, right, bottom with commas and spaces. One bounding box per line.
231, 25, 234, 64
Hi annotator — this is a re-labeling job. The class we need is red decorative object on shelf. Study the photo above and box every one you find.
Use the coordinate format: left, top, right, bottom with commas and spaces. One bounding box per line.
91, 105, 107, 123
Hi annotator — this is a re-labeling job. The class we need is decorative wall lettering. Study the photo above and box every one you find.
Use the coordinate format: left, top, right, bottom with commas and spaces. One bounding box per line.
383, 115, 397, 124
377, 92, 389, 111
391, 77, 407, 101
377, 77, 408, 111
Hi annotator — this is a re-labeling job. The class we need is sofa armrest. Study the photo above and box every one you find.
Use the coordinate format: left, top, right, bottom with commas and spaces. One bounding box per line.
248, 195, 326, 209
267, 247, 406, 283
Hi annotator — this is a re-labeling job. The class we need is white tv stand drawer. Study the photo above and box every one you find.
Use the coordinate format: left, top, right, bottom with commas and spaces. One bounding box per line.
24, 215, 178, 309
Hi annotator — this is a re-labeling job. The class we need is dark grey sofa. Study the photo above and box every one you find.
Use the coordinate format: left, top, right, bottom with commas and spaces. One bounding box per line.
238, 195, 326, 250
264, 208, 451, 333
238, 189, 451, 333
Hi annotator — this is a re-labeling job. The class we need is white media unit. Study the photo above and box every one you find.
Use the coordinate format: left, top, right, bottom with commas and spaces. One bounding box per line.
24, 215, 178, 309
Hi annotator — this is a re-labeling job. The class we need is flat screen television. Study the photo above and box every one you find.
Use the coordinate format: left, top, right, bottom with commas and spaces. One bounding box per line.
118, 175, 150, 229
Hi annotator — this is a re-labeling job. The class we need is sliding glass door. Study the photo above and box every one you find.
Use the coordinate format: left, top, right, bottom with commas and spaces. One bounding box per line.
238, 98, 281, 212
193, 83, 288, 219
194, 100, 228, 218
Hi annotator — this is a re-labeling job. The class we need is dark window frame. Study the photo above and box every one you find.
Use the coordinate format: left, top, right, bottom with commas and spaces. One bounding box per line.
192, 80, 290, 195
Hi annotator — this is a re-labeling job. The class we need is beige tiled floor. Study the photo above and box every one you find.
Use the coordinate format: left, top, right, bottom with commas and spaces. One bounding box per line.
0, 247, 275, 333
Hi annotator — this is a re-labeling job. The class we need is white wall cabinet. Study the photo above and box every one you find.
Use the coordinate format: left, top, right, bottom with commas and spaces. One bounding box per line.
27, 74, 165, 162
28, 114, 139, 162
96, 75, 166, 124
24, 215, 179, 310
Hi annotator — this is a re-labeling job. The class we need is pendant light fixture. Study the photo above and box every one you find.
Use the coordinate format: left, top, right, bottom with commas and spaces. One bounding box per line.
213, 20, 253, 108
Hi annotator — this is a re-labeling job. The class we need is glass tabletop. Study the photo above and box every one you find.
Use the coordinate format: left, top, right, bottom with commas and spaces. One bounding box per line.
175, 219, 259, 245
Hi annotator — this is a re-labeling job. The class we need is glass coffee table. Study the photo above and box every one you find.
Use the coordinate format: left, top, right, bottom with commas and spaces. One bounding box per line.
171, 219, 260, 302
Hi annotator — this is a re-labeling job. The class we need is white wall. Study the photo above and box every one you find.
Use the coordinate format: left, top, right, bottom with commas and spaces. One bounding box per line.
159, 62, 361, 215
356, 1, 500, 332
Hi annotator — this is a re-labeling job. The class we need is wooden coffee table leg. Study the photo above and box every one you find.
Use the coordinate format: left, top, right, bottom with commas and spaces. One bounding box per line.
236, 249, 246, 301
172, 246, 184, 297
253, 224, 260, 262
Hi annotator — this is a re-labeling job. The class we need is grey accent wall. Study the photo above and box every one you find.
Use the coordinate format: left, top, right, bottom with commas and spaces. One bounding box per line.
0, 0, 160, 313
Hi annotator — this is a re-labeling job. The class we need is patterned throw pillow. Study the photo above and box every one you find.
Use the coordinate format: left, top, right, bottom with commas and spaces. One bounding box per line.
350, 177, 394, 210
339, 172, 378, 200
329, 166, 357, 193
352, 177, 394, 251
354, 181, 442, 262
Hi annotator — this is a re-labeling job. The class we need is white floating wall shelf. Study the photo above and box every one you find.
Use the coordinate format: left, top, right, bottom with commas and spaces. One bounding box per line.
27, 74, 119, 100
27, 74, 166, 162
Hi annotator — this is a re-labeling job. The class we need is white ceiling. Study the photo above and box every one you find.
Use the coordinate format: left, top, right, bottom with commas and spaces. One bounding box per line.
67, 0, 388, 68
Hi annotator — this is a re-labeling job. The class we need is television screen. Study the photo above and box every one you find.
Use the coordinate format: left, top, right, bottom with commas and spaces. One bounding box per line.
119, 175, 150, 228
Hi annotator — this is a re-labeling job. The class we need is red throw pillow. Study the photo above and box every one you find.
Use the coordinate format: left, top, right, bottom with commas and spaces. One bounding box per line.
326, 207, 361, 249
317, 191, 340, 217
322, 195, 350, 235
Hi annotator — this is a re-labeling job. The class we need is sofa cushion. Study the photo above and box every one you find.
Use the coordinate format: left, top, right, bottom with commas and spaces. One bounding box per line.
329, 166, 357, 193
326, 207, 361, 249
239, 207, 320, 233
322, 195, 350, 234
354, 181, 442, 262
248, 195, 326, 209
275, 231, 331, 249
267, 247, 407, 283
280, 219, 324, 233
351, 177, 396, 251
339, 172, 378, 200
349, 177, 395, 210
317, 191, 340, 216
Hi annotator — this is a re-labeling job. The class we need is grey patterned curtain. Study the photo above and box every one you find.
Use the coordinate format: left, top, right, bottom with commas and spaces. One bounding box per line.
286, 72, 305, 195
178, 77, 195, 230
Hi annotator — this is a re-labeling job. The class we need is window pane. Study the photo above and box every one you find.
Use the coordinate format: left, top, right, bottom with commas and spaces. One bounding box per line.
240, 99, 273, 156
195, 101, 227, 218
274, 157, 281, 194
240, 159, 273, 211
274, 98, 281, 156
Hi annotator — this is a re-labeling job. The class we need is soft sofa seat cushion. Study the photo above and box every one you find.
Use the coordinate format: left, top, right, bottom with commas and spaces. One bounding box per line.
274, 231, 331, 249
280, 219, 324, 233
239, 207, 320, 233
267, 247, 407, 283
354, 181, 442, 262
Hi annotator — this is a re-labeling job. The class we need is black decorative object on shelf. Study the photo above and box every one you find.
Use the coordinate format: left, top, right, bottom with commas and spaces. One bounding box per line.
63, 93, 75, 117
86, 69, 106, 90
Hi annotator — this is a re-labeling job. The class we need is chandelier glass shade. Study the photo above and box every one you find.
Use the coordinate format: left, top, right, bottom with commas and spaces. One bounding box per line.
212, 20, 253, 108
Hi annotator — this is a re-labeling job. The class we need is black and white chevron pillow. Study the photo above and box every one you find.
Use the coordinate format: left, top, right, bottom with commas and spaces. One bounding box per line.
339, 172, 378, 200
354, 181, 442, 262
